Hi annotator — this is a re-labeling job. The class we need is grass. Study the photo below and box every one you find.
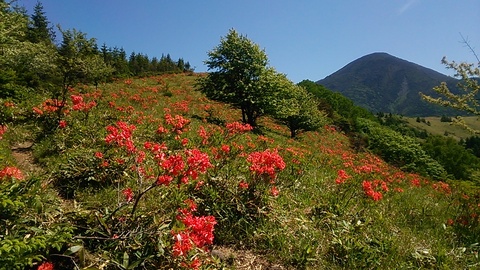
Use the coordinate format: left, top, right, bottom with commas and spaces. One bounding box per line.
405, 116, 480, 140
1, 73, 480, 269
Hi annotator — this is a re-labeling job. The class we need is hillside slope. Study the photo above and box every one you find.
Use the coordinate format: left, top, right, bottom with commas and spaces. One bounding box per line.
1, 74, 479, 269
317, 52, 459, 116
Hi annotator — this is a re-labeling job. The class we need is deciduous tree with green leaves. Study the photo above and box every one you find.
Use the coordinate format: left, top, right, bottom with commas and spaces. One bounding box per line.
273, 78, 326, 137
198, 29, 270, 127
0, 0, 58, 97
57, 28, 112, 95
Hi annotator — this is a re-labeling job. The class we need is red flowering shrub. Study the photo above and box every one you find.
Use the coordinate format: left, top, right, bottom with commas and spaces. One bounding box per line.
362, 180, 384, 201
226, 121, 253, 135
0, 166, 24, 180
37, 261, 54, 270
32, 99, 66, 116
184, 149, 212, 181
197, 126, 209, 145
0, 125, 7, 139
335, 169, 350, 184
164, 114, 190, 134
71, 94, 97, 112
58, 120, 67, 129
105, 121, 137, 153
409, 176, 421, 187
161, 154, 185, 177
3, 101, 15, 107
122, 187, 134, 202
271, 186, 279, 197
247, 148, 286, 180
41, 99, 65, 113
94, 152, 103, 159
431, 181, 451, 195
157, 175, 174, 186
158, 149, 212, 185
32, 107, 44, 115
172, 200, 217, 257
239, 181, 249, 189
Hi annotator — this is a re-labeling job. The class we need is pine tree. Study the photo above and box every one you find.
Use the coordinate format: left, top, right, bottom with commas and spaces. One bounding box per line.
27, 1, 55, 43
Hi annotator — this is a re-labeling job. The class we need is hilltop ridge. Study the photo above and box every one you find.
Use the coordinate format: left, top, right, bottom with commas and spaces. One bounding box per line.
316, 52, 459, 116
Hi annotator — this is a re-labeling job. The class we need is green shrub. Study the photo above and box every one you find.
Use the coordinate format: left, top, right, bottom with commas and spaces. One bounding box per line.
356, 118, 447, 179
0, 176, 74, 269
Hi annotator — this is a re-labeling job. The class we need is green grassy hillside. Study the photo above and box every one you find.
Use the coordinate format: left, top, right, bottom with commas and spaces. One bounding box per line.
1, 74, 479, 269
406, 116, 480, 141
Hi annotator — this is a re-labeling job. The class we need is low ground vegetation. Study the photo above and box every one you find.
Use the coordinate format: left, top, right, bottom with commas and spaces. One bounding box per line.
1, 74, 480, 269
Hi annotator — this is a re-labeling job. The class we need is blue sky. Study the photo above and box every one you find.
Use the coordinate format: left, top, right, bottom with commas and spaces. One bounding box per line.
18, 0, 480, 83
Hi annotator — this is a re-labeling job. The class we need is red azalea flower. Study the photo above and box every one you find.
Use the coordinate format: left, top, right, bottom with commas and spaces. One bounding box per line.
58, 120, 67, 128
157, 175, 173, 186
122, 188, 133, 202
0, 125, 7, 140
335, 169, 350, 184
271, 186, 280, 197
226, 121, 253, 135
37, 261, 54, 270
0, 166, 24, 180
239, 181, 249, 189
247, 148, 286, 179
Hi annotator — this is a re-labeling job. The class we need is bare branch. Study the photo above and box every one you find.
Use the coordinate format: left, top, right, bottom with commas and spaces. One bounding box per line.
459, 32, 480, 65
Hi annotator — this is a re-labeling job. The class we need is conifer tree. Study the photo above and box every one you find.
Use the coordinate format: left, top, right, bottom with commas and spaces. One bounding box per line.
27, 1, 55, 43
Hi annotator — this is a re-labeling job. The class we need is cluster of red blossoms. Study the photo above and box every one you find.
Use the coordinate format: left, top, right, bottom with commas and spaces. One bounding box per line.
0, 125, 7, 140
37, 261, 54, 270
142, 141, 212, 186
32, 99, 65, 115
246, 148, 286, 179
172, 200, 216, 261
105, 121, 136, 153
122, 187, 134, 202
225, 121, 253, 135
335, 169, 351, 184
71, 94, 97, 112
161, 114, 190, 134
362, 180, 388, 201
0, 166, 24, 180
157, 148, 212, 185
58, 120, 67, 129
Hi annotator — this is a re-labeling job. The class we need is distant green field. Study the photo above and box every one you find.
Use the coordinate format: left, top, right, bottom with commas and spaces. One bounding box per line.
405, 116, 480, 140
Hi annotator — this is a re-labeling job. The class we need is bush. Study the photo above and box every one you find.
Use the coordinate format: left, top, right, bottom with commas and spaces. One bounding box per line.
0, 171, 74, 269
356, 118, 447, 179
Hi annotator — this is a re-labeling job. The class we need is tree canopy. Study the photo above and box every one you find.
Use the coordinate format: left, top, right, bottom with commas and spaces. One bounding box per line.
198, 29, 326, 135
198, 29, 269, 126
0, 0, 193, 100
273, 81, 326, 137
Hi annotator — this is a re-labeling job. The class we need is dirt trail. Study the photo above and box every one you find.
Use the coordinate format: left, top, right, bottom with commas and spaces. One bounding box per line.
212, 246, 288, 270
11, 141, 43, 176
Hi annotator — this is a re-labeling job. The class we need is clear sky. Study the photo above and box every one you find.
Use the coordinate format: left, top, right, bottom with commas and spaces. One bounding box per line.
17, 0, 480, 83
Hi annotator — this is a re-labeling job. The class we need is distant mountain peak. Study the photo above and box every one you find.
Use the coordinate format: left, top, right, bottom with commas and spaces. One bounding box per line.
316, 53, 457, 116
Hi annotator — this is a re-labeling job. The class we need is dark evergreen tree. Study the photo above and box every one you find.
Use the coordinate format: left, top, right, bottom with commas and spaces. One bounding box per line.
177, 58, 185, 71
465, 136, 480, 158
27, 1, 55, 43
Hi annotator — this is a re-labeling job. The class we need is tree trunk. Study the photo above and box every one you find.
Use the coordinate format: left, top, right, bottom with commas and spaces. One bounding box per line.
245, 108, 256, 127
290, 128, 296, 138
241, 107, 247, 124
